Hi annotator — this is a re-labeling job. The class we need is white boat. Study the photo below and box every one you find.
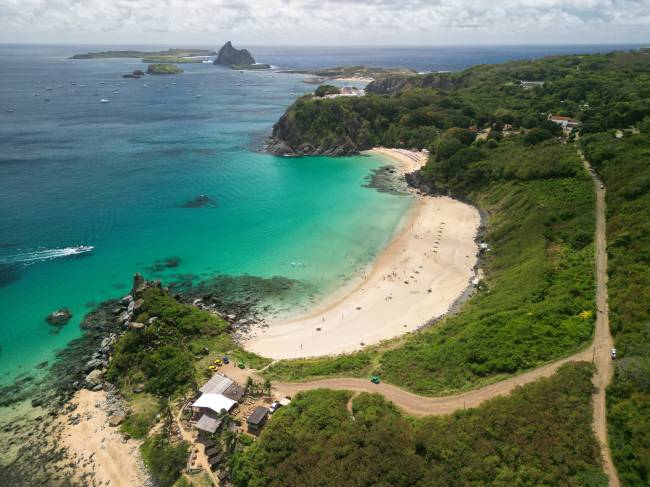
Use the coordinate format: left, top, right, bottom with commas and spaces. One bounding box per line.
195, 94, 202, 98
99, 98, 110, 103
74, 245, 94, 253
112, 90, 119, 94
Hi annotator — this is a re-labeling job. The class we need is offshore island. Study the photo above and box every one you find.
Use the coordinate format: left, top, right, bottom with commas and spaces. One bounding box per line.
2, 47, 650, 487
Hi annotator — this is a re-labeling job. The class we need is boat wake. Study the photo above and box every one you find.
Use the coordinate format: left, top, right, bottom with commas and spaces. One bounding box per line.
0, 246, 94, 266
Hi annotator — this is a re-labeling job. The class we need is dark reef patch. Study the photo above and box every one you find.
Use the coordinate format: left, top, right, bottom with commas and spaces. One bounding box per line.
180, 194, 218, 208
144, 256, 182, 273
0, 263, 23, 287
362, 165, 410, 195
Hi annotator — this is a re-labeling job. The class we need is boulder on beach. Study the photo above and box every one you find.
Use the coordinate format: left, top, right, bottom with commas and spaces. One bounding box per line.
45, 308, 72, 326
85, 369, 103, 389
108, 415, 124, 427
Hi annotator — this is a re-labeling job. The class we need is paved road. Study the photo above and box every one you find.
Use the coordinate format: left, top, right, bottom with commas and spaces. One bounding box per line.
272, 152, 621, 485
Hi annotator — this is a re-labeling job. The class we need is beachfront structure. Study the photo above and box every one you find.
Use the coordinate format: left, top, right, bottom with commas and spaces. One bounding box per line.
195, 414, 222, 435
192, 393, 237, 416
547, 114, 581, 130
246, 406, 270, 434
323, 86, 366, 99
199, 374, 233, 395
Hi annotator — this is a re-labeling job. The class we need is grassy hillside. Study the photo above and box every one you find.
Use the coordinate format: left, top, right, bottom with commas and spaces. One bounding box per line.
233, 363, 605, 487
265, 137, 595, 394
581, 131, 650, 487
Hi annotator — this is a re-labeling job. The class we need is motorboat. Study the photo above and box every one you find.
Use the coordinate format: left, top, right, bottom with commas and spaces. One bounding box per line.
99, 98, 110, 103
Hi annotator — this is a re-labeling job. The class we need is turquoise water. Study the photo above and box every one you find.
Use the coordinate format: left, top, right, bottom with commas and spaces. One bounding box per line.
3, 42, 634, 384
0, 45, 413, 384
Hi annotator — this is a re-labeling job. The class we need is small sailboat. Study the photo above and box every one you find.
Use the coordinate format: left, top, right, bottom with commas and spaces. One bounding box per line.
112, 90, 119, 94
99, 98, 110, 103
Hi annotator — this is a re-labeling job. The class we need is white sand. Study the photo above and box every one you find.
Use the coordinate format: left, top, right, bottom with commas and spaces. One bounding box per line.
244, 148, 481, 359
58, 389, 148, 487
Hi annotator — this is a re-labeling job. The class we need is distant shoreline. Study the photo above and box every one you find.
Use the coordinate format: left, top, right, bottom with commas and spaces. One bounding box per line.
244, 148, 481, 359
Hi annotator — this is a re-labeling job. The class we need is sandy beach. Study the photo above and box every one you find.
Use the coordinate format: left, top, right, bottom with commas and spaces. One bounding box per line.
244, 148, 481, 359
57, 389, 148, 487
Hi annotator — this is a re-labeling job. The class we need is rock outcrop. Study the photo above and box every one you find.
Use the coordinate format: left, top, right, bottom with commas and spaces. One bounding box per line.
45, 308, 72, 326
266, 108, 360, 156
214, 41, 255, 66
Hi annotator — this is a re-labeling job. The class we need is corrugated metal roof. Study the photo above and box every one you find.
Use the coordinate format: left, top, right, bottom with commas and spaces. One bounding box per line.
195, 414, 221, 434
199, 374, 233, 395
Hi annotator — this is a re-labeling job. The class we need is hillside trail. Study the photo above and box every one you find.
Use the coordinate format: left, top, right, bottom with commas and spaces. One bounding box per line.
579, 150, 620, 487
268, 150, 620, 486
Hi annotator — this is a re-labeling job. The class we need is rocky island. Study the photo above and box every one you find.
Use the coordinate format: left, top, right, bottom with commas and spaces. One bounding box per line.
214, 41, 268, 69
71, 48, 216, 60
146, 63, 183, 75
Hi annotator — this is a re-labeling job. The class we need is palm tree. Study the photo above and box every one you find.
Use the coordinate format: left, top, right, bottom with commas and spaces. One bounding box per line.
263, 378, 272, 397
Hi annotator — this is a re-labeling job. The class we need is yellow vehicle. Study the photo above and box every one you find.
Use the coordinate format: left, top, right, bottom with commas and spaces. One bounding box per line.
208, 365, 218, 371
214, 359, 223, 366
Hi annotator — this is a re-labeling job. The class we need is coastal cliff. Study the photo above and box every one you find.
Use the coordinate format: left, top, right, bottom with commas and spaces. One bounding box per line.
366, 72, 462, 95
266, 99, 365, 156
214, 41, 255, 66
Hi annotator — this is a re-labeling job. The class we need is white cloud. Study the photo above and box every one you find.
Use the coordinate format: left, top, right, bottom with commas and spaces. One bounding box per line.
0, 0, 649, 44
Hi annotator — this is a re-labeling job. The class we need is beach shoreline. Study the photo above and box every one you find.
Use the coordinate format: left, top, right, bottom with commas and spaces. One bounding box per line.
243, 148, 481, 359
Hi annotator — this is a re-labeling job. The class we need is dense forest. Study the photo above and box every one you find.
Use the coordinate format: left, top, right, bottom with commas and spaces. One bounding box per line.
233, 363, 605, 486
268, 51, 650, 156
261, 50, 650, 485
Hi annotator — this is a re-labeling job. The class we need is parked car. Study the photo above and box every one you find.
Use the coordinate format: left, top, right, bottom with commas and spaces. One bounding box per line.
269, 401, 281, 414
222, 356, 230, 364
610, 348, 617, 359
370, 375, 381, 384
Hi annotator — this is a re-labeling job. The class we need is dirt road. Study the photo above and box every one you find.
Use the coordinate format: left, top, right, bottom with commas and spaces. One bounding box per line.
580, 151, 620, 487
270, 152, 620, 485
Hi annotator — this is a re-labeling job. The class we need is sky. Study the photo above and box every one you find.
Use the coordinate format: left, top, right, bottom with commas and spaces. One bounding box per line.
1, 0, 649, 46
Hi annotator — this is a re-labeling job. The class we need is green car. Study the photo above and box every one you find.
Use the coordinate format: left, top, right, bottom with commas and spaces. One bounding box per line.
370, 375, 381, 384
238, 362, 245, 369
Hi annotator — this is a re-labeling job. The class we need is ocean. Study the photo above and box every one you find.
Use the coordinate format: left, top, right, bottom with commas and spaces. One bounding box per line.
0, 43, 640, 384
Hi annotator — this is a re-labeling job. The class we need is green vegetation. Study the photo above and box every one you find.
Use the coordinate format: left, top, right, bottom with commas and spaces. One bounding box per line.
147, 63, 184, 75
314, 85, 341, 97
107, 286, 268, 399
286, 65, 417, 79
265, 352, 373, 381
141, 432, 190, 487
232, 363, 606, 486
581, 132, 650, 486
71, 48, 215, 59
120, 392, 160, 439
107, 287, 229, 397
231, 63, 271, 70
271, 51, 650, 154
143, 56, 204, 63
265, 138, 595, 394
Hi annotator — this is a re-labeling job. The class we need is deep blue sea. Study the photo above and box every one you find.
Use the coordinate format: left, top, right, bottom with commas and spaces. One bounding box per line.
0, 43, 640, 384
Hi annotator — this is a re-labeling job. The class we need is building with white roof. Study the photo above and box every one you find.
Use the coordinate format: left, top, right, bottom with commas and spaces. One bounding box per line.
192, 393, 237, 415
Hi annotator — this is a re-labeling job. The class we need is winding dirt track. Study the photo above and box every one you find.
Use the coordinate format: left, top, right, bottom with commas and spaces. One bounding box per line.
271, 152, 620, 485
